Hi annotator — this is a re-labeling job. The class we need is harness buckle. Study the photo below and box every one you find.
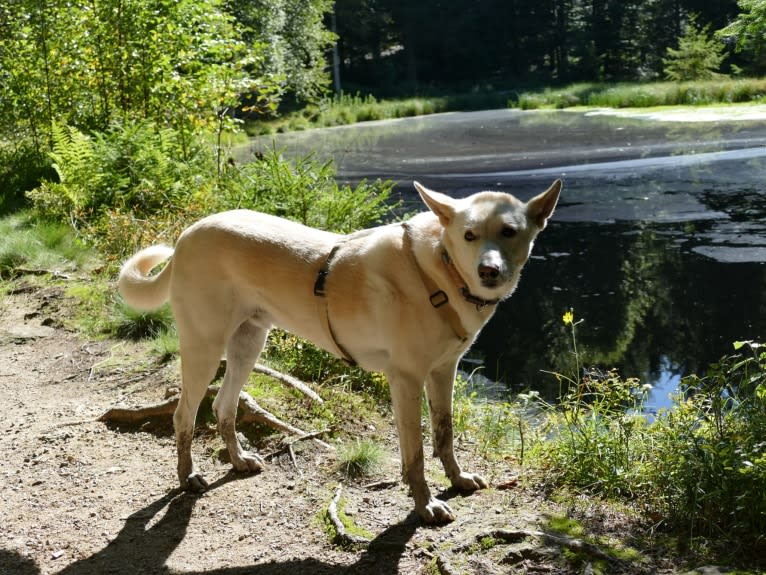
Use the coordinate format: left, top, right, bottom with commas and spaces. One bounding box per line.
429, 290, 449, 308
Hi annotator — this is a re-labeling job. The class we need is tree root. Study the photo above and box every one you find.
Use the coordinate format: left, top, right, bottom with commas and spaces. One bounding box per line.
253, 363, 322, 403
99, 364, 333, 451
327, 483, 371, 547
435, 527, 624, 573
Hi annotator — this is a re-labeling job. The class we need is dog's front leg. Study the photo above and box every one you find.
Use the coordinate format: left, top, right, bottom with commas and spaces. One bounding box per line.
388, 371, 455, 524
426, 364, 488, 492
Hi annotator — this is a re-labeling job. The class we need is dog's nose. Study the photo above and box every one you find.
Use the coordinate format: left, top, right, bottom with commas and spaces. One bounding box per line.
478, 264, 500, 280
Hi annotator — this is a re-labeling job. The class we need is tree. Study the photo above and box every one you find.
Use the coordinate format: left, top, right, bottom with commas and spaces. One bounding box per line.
230, 0, 336, 104
717, 0, 766, 74
664, 14, 727, 80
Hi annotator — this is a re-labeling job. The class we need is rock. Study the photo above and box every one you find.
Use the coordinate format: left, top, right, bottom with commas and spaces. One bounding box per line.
4, 324, 55, 341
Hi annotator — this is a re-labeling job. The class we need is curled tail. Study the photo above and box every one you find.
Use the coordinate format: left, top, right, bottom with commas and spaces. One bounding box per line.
118, 245, 174, 311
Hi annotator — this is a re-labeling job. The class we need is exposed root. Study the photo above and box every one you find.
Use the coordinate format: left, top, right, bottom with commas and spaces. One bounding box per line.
99, 384, 333, 451
327, 483, 371, 547
253, 363, 322, 403
439, 528, 623, 572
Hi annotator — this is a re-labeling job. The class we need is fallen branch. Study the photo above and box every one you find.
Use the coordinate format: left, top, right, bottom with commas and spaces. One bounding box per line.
327, 483, 370, 547
99, 387, 333, 451
238, 392, 332, 450
253, 363, 323, 403
361, 479, 399, 491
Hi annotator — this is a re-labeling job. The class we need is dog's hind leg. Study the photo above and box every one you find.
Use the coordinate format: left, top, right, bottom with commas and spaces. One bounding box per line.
213, 318, 269, 475
175, 340, 224, 492
426, 362, 488, 492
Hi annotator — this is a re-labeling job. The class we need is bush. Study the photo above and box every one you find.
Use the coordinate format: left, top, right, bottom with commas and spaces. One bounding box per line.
646, 341, 766, 548
0, 142, 53, 215
219, 148, 396, 234
27, 121, 398, 262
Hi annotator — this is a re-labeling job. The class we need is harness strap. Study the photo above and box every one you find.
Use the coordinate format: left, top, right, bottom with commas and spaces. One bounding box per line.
314, 243, 357, 366
401, 223, 470, 342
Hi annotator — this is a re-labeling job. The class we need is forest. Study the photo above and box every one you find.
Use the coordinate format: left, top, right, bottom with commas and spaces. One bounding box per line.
2, 0, 765, 150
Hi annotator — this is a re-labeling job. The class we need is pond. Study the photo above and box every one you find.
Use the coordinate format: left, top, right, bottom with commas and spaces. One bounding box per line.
244, 109, 766, 411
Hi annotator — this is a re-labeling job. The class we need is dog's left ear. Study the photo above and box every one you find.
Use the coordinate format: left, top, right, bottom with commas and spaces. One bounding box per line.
527, 179, 562, 229
414, 181, 456, 226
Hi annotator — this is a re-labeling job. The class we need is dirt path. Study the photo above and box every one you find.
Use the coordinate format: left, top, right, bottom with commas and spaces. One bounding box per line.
0, 282, 666, 575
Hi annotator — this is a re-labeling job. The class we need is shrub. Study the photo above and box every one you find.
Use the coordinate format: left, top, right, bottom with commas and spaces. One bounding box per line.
646, 341, 766, 549
219, 148, 397, 233
0, 141, 53, 215
27, 122, 398, 262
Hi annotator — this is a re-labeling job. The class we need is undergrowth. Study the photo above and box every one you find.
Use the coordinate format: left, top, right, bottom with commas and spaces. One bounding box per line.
515, 78, 766, 109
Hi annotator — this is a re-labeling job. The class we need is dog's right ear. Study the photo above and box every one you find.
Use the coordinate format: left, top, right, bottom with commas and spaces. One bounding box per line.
414, 181, 456, 226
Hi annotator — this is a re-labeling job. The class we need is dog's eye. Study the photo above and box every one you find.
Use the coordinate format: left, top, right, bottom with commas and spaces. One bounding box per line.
464, 230, 476, 242
502, 226, 517, 238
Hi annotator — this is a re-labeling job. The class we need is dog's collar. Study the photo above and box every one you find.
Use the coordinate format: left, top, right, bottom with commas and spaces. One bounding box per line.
440, 250, 500, 310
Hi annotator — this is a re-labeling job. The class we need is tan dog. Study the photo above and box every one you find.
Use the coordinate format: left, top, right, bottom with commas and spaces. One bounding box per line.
117, 179, 561, 524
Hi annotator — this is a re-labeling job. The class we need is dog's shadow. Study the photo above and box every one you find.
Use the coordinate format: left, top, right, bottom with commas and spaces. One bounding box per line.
23, 472, 420, 575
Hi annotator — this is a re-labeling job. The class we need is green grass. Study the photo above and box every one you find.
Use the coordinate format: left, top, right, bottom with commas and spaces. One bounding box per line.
337, 439, 385, 479
515, 78, 766, 109
0, 212, 96, 278
246, 91, 510, 135
245, 78, 766, 135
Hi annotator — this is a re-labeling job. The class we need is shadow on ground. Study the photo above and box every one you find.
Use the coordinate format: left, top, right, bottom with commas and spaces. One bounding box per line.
2, 473, 420, 575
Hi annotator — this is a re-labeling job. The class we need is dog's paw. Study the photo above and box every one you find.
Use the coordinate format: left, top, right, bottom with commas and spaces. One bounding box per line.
232, 452, 265, 474
419, 498, 456, 525
451, 471, 489, 492
183, 472, 209, 493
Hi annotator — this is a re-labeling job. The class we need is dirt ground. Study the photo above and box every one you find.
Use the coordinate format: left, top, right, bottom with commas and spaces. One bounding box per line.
0, 281, 682, 575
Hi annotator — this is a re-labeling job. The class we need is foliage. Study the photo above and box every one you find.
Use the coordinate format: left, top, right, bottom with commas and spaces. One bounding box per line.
220, 147, 396, 233
332, 0, 742, 94
233, 0, 336, 105
514, 78, 766, 109
0, 142, 53, 214
646, 341, 766, 547
664, 15, 727, 81
533, 311, 652, 498
531, 309, 766, 559
450, 373, 535, 463
718, 0, 766, 74
264, 329, 389, 400
337, 439, 385, 478
112, 301, 176, 341
0, 212, 95, 278
25, 121, 396, 263
0, 0, 271, 150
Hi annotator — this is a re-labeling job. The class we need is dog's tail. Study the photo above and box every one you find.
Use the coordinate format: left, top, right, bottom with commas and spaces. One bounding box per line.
117, 245, 174, 311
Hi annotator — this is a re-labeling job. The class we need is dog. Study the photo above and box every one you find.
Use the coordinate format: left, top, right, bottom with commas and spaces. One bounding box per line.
117, 179, 561, 524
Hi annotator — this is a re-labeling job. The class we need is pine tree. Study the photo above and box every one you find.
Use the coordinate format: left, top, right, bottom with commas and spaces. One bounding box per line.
663, 14, 727, 80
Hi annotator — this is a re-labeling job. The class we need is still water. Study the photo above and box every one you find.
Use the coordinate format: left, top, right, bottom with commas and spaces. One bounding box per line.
246, 109, 766, 410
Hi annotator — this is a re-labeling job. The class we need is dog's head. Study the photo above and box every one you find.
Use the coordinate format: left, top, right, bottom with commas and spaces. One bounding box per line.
413, 180, 561, 300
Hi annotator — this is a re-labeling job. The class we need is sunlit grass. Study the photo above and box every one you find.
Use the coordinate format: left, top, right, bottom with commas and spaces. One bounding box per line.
0, 211, 96, 277
515, 78, 766, 109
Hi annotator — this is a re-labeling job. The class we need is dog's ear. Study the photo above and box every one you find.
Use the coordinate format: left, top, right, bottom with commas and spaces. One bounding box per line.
414, 181, 456, 226
527, 179, 562, 229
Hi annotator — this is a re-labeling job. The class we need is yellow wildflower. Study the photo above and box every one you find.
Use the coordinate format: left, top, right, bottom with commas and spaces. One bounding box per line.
562, 310, 574, 325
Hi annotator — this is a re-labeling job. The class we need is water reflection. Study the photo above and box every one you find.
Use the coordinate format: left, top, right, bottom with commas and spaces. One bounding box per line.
245, 109, 766, 396
476, 220, 766, 399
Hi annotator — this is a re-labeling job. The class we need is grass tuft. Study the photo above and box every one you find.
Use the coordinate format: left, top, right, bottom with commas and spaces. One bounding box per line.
113, 301, 175, 340
338, 439, 385, 479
